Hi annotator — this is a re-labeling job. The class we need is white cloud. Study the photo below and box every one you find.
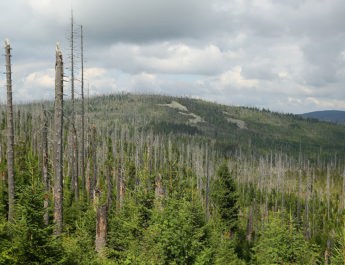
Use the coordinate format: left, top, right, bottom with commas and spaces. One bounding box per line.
217, 66, 258, 88
109, 42, 236, 75
24, 69, 54, 88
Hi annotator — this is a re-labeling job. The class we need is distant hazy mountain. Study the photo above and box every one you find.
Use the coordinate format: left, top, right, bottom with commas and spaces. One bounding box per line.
300, 110, 345, 124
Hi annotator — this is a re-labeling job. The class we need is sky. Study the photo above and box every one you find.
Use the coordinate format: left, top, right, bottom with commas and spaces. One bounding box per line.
0, 0, 345, 114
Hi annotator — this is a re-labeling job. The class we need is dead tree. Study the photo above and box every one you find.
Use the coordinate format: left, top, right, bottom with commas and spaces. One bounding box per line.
297, 168, 302, 221
327, 165, 330, 220
80, 25, 85, 192
89, 124, 96, 201
107, 163, 112, 208
147, 133, 152, 187
54, 43, 64, 235
155, 173, 165, 210
95, 188, 108, 254
205, 142, 210, 221
5, 39, 15, 222
42, 106, 49, 225
305, 163, 311, 240
340, 168, 345, 211
70, 11, 79, 202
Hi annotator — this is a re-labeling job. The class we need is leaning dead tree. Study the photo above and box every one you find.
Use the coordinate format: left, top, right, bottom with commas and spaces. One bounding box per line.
5, 39, 15, 222
54, 43, 64, 235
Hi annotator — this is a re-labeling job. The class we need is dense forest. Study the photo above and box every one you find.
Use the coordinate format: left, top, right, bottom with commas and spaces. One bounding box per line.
2, 27, 345, 265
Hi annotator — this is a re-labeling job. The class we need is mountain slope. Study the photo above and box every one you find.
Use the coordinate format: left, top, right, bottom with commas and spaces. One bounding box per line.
17, 93, 345, 160
300, 110, 345, 124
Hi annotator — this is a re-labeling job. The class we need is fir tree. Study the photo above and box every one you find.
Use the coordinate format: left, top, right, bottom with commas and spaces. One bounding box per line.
211, 163, 239, 233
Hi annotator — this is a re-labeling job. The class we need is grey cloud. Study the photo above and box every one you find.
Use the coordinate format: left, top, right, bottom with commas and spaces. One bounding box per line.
1, 0, 345, 113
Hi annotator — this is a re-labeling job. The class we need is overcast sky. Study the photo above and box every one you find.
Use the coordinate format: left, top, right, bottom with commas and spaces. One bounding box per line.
0, 0, 345, 113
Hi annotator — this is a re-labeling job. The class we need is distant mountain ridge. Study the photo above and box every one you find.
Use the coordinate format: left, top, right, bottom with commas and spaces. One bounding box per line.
16, 93, 345, 159
300, 110, 345, 124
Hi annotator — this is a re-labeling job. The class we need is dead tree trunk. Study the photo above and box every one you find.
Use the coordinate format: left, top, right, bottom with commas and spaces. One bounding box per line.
54, 43, 64, 235
155, 173, 165, 210
89, 124, 96, 201
205, 142, 210, 221
5, 39, 15, 222
340, 168, 345, 212
327, 165, 330, 220
107, 163, 112, 208
147, 133, 152, 187
73, 127, 79, 201
305, 163, 311, 240
297, 168, 302, 221
42, 106, 49, 226
80, 25, 85, 193
95, 189, 108, 254
70, 11, 79, 202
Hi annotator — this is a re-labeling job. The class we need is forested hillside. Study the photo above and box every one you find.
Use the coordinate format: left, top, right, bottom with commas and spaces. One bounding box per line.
301, 110, 345, 124
1, 90, 345, 264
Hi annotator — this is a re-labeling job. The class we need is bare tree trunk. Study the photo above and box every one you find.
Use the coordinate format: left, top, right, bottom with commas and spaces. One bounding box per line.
54, 43, 64, 235
297, 168, 302, 221
155, 173, 165, 210
89, 124, 96, 201
107, 163, 112, 208
147, 133, 152, 187
42, 106, 49, 226
95, 189, 108, 254
305, 163, 310, 240
5, 39, 15, 222
247, 204, 253, 243
341, 167, 345, 211
70, 11, 79, 202
327, 164, 330, 220
205, 142, 210, 221
80, 25, 85, 193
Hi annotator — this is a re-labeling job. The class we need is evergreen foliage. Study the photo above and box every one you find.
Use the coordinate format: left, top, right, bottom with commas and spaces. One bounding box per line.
211, 163, 239, 233
251, 212, 320, 264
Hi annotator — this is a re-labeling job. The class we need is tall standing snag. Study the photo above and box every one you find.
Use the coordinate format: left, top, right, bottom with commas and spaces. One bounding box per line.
42, 106, 49, 225
70, 10, 79, 202
80, 25, 85, 193
89, 124, 96, 201
54, 43, 64, 235
5, 39, 15, 222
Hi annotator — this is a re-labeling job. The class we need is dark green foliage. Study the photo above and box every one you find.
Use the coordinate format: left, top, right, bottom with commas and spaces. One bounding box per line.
211, 163, 239, 233
2, 185, 63, 264
62, 207, 98, 265
137, 197, 209, 264
149, 121, 202, 136
251, 212, 320, 265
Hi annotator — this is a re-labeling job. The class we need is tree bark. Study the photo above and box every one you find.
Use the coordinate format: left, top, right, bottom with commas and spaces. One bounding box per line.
42, 106, 49, 226
70, 11, 79, 202
72, 127, 79, 201
89, 124, 96, 201
95, 203, 108, 253
205, 142, 210, 221
54, 43, 64, 235
80, 25, 85, 193
5, 39, 15, 222
94, 188, 108, 254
